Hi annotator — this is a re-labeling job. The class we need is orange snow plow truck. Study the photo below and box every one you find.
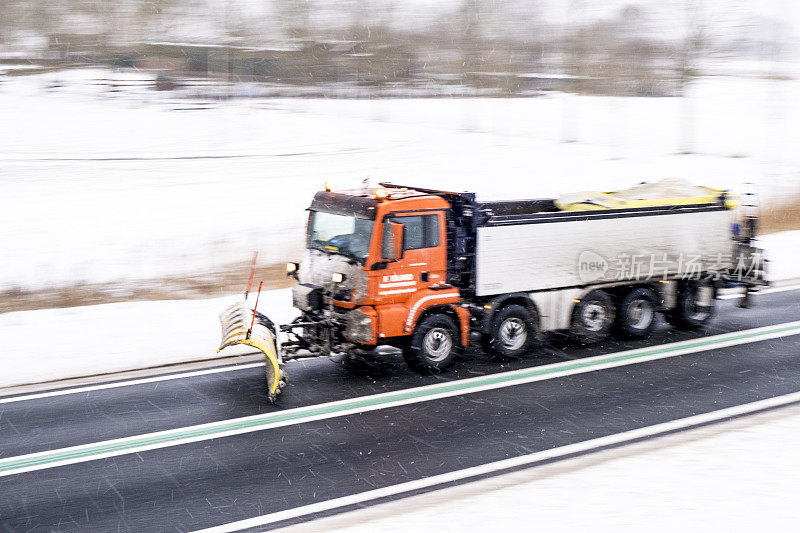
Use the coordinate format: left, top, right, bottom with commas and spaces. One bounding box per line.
219, 181, 765, 401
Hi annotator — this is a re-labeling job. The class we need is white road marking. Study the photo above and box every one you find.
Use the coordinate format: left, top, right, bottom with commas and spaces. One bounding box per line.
192, 390, 800, 533
0, 362, 265, 405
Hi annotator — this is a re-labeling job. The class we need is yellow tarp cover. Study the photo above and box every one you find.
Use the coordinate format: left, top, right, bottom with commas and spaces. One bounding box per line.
555, 178, 739, 211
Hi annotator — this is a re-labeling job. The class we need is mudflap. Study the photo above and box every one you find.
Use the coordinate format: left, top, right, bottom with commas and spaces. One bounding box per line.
218, 302, 284, 402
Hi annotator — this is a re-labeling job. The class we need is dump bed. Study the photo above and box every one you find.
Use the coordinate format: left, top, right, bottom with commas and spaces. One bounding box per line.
474, 203, 734, 296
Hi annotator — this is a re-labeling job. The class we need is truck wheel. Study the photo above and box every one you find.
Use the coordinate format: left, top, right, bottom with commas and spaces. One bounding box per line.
483, 304, 537, 361
570, 290, 615, 344
665, 281, 716, 330
615, 287, 658, 339
404, 314, 462, 373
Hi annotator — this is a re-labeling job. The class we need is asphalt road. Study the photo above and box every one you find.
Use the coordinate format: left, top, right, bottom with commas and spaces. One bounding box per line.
1, 288, 800, 531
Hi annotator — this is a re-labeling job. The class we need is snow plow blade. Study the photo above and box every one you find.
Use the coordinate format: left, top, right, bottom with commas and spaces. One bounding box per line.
218, 302, 283, 402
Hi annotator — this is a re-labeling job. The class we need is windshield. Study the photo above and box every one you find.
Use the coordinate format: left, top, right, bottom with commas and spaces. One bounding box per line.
308, 211, 374, 262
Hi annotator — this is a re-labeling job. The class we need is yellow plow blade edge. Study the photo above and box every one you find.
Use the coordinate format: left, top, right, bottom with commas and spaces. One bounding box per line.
218, 302, 283, 402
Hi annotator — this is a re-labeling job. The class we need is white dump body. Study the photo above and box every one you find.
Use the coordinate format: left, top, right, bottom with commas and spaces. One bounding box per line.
475, 207, 733, 297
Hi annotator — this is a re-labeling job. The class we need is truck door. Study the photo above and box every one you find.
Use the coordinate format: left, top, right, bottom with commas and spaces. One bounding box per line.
373, 211, 447, 304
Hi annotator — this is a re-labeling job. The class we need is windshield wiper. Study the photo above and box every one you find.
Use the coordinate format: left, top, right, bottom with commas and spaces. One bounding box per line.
309, 241, 358, 261
337, 249, 363, 264
310, 241, 363, 264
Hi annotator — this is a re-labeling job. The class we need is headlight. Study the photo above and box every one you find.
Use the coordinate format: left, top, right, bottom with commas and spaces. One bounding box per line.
331, 272, 346, 284
286, 262, 299, 274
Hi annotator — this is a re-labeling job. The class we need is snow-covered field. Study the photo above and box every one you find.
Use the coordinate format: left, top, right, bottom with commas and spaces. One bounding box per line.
277, 402, 800, 533
1, 67, 799, 292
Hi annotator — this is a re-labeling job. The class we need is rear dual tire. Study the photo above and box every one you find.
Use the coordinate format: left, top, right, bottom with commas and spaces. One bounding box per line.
482, 304, 538, 361
665, 281, 716, 330
615, 287, 658, 339
572, 282, 714, 342
570, 290, 616, 344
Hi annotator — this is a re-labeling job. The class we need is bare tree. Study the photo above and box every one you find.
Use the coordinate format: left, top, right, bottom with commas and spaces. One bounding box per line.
276, 0, 313, 41
560, 0, 588, 142
676, 0, 707, 154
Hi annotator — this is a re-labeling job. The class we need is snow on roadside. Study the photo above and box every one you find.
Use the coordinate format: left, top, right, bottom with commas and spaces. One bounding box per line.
275, 403, 800, 533
756, 231, 800, 283
0, 288, 294, 389
1, 231, 798, 390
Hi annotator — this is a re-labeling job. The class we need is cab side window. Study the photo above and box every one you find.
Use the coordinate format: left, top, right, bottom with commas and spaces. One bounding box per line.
382, 214, 439, 257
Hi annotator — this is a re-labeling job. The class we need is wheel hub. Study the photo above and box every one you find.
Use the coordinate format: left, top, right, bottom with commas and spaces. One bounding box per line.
498, 318, 528, 350
628, 299, 654, 329
423, 327, 453, 362
582, 302, 607, 331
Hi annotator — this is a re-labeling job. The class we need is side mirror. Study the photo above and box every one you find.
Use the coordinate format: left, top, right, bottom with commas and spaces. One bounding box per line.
383, 220, 404, 262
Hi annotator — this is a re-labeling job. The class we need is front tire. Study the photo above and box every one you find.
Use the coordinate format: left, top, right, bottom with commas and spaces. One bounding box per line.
404, 314, 462, 373
570, 290, 615, 344
483, 304, 538, 361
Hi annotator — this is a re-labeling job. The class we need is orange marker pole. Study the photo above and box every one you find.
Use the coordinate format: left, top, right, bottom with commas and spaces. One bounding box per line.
244, 251, 258, 300
247, 281, 263, 340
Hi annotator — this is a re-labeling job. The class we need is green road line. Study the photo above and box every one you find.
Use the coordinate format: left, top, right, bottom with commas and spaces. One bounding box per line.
2, 322, 800, 476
